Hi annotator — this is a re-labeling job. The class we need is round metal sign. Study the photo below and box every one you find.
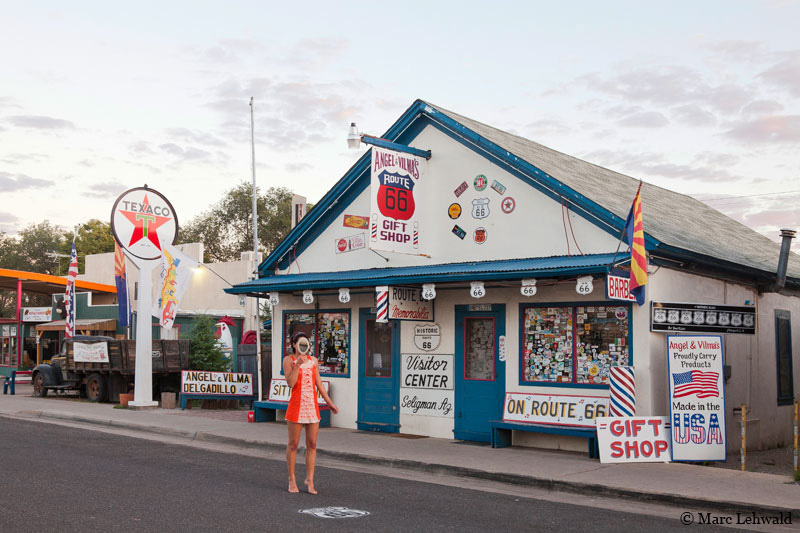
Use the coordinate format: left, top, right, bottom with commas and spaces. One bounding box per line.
111, 186, 178, 260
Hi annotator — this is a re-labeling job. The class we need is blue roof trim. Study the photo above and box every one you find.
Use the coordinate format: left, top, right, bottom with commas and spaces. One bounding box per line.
259, 100, 429, 274
228, 253, 618, 294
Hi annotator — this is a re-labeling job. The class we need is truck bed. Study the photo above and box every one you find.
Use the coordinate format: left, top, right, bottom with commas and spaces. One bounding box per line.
64, 339, 191, 374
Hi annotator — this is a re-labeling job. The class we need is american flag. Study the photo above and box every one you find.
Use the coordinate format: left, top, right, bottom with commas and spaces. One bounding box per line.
672, 370, 719, 398
64, 241, 78, 338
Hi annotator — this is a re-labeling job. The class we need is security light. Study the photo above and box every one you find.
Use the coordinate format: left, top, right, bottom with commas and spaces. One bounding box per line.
346, 122, 362, 149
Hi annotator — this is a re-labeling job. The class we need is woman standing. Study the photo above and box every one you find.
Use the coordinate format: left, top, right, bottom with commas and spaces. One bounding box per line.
283, 331, 338, 494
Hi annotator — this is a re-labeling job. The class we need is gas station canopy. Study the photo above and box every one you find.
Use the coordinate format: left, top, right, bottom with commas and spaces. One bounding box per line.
0, 268, 117, 296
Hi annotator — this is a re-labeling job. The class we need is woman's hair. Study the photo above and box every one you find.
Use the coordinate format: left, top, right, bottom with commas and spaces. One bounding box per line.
290, 331, 310, 345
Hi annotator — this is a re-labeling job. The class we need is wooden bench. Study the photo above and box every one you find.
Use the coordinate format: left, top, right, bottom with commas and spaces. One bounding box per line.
490, 420, 599, 458
253, 400, 331, 427
3, 370, 32, 395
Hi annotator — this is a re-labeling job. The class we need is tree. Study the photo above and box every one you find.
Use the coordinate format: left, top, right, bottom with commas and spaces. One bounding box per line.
185, 314, 229, 371
65, 219, 116, 273
180, 183, 295, 263
8, 221, 66, 275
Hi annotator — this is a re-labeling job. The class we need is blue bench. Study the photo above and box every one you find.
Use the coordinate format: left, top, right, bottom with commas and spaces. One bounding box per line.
490, 420, 599, 458
3, 370, 31, 395
253, 400, 331, 427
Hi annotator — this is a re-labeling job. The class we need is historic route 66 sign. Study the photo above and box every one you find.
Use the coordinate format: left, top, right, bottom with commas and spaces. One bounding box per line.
377, 170, 415, 221
268, 292, 280, 307
338, 288, 350, 304
422, 283, 436, 300
576, 276, 594, 295
472, 198, 490, 219
521, 279, 537, 297
302, 290, 314, 304
470, 281, 486, 299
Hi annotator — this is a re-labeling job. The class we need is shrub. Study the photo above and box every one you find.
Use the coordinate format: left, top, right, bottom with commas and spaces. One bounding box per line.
186, 314, 229, 371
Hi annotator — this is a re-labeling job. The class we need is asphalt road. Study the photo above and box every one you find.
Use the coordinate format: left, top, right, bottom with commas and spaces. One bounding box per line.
0, 418, 727, 532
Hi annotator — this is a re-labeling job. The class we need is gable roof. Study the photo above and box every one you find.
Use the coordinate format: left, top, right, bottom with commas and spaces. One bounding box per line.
256, 99, 799, 287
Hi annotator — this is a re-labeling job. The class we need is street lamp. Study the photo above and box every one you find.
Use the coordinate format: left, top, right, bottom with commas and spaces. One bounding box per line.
346, 122, 431, 160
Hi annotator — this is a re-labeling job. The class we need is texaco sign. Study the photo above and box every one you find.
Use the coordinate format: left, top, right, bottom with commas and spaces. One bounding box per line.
111, 187, 178, 260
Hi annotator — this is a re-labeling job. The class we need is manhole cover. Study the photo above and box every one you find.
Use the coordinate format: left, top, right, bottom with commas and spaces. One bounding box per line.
299, 507, 369, 519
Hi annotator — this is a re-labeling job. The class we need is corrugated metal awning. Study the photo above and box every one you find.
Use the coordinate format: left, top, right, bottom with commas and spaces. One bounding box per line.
226, 253, 618, 295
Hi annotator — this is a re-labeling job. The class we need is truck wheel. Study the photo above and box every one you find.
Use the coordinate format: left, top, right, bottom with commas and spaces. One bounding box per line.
33, 373, 48, 398
86, 373, 108, 402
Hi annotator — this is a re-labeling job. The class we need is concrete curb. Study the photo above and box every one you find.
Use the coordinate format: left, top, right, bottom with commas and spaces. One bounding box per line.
4, 410, 798, 518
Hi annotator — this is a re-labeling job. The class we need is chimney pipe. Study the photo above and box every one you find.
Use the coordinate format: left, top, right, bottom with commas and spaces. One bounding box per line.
776, 228, 796, 289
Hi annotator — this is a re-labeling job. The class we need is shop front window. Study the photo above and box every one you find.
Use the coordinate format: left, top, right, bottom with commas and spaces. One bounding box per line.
284, 311, 350, 376
365, 319, 392, 377
521, 304, 631, 386
465, 318, 495, 380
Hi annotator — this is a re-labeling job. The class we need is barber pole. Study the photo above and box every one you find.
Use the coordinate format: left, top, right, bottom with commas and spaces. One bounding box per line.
609, 366, 636, 417
376, 286, 389, 323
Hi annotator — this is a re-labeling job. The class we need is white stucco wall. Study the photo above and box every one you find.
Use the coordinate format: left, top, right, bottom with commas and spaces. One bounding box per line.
281, 124, 620, 275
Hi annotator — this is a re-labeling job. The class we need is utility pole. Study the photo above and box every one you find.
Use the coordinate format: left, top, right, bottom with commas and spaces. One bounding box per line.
250, 97, 263, 401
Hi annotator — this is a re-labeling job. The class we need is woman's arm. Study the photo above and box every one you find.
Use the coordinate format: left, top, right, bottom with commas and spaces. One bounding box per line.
283, 355, 303, 388
313, 359, 338, 414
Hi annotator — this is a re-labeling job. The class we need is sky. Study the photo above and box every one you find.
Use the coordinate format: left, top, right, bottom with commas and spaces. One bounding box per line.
1, 1, 798, 242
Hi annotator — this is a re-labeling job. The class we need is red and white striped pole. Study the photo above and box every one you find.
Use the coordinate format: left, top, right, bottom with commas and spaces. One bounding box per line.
376, 286, 389, 323
609, 366, 635, 417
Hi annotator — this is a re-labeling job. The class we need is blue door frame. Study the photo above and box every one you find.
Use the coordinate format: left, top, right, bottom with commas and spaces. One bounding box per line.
454, 304, 506, 442
357, 308, 401, 432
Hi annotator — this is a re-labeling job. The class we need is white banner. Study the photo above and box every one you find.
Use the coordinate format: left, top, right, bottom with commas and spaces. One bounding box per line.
181, 371, 253, 396
667, 335, 726, 461
153, 244, 198, 329
369, 146, 427, 255
388, 287, 433, 321
596, 416, 671, 463
400, 354, 453, 418
503, 392, 609, 428
74, 342, 109, 363
22, 307, 53, 322
267, 378, 330, 405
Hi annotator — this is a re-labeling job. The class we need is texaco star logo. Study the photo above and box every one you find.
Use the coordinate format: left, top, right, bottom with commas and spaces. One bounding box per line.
111, 187, 178, 260
501, 196, 516, 214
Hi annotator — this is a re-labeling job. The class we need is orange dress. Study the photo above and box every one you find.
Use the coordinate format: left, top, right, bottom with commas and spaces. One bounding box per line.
285, 356, 321, 424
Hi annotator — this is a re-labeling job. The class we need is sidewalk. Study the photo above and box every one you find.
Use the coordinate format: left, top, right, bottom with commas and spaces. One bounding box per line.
2, 389, 797, 517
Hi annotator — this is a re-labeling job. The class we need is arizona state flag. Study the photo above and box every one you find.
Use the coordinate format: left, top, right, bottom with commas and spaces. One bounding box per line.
114, 243, 131, 328
624, 182, 647, 305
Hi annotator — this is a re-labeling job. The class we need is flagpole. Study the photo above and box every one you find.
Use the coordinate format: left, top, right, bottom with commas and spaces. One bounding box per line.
250, 97, 263, 402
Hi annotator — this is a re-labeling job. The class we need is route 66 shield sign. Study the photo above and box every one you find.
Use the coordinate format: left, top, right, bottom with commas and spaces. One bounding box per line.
472, 198, 489, 219
377, 170, 415, 221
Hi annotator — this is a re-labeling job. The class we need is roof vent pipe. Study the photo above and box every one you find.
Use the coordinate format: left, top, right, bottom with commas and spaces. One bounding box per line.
776, 228, 796, 289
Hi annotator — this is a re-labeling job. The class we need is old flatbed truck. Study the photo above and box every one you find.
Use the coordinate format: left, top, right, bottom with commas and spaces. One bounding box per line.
32, 336, 190, 402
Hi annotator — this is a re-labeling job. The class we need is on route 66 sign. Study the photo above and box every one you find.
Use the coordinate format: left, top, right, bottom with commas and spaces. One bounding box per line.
111, 186, 178, 260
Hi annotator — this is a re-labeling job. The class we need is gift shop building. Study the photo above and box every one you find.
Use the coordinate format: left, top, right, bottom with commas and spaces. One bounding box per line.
228, 100, 799, 452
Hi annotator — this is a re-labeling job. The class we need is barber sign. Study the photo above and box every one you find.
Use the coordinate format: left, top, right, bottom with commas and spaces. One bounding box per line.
370, 146, 427, 255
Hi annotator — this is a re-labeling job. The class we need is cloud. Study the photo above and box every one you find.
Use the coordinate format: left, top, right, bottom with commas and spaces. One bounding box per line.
617, 111, 669, 128
286, 162, 312, 173
86, 180, 128, 199
159, 143, 212, 162
759, 51, 800, 97
722, 115, 800, 143
580, 65, 755, 114
581, 149, 743, 183
0, 172, 54, 191
165, 127, 227, 147
130, 141, 155, 155
703, 40, 768, 63
0, 211, 18, 233
77, 159, 94, 167
741, 99, 784, 116
5, 115, 75, 129
671, 104, 717, 127
692, 151, 740, 167
207, 77, 363, 150
0, 152, 48, 165
196, 38, 262, 63
0, 97, 21, 111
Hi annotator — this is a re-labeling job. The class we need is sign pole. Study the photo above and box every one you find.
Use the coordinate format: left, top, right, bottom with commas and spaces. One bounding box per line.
130, 257, 159, 407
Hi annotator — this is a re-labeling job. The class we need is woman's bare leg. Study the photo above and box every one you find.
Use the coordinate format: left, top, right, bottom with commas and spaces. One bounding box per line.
304, 423, 319, 494
286, 422, 302, 493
